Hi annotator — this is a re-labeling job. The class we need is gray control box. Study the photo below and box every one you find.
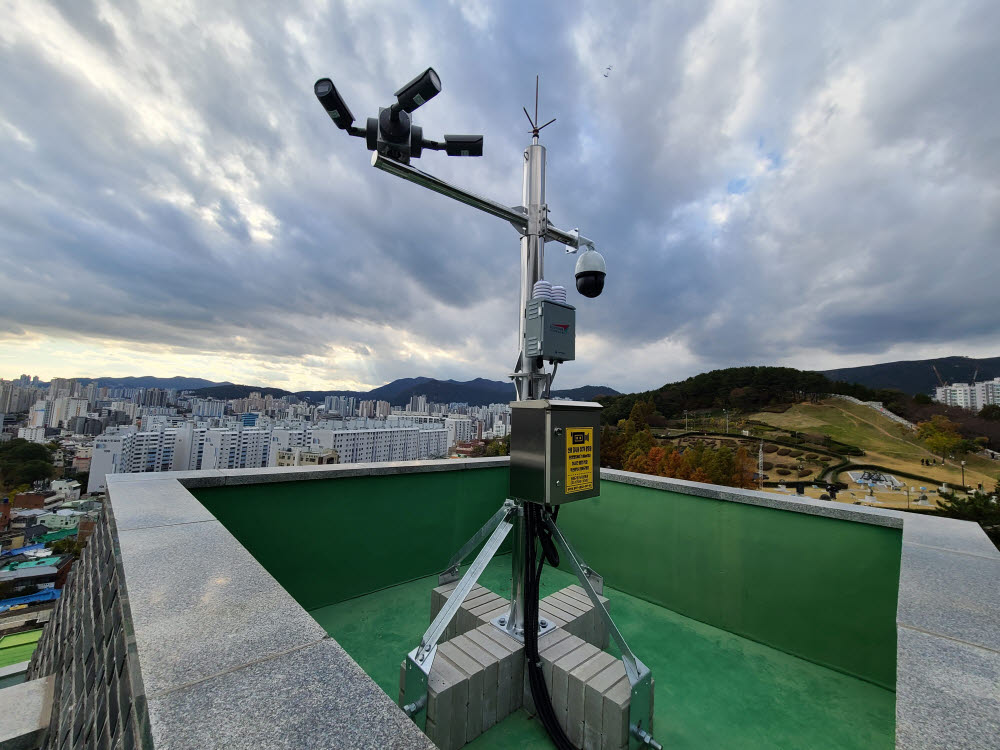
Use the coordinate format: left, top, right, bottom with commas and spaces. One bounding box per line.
524, 299, 575, 363
509, 399, 601, 505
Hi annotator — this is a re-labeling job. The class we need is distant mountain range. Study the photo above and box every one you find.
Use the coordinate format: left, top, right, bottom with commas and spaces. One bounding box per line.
43, 355, 1000, 403
56, 375, 619, 406
822, 356, 1000, 395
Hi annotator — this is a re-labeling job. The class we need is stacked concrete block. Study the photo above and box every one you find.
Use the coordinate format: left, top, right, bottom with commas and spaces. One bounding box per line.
450, 634, 499, 733
412, 582, 640, 750
400, 625, 526, 750
548, 638, 602, 743
522, 627, 578, 712
465, 624, 523, 722
580, 659, 654, 750
430, 582, 508, 640
431, 582, 609, 650
424, 647, 468, 750
525, 630, 648, 750
566, 650, 617, 747
437, 641, 486, 746
542, 585, 610, 650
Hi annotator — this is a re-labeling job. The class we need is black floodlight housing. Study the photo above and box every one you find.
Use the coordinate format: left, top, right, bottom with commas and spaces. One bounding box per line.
314, 78, 354, 130
444, 135, 483, 157
393, 67, 441, 114
314, 68, 482, 164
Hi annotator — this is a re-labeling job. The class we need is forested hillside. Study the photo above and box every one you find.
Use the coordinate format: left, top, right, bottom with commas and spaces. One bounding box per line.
596, 366, 878, 425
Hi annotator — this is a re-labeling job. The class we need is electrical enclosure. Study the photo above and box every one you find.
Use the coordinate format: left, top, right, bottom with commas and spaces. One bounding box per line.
509, 400, 601, 505
524, 299, 575, 363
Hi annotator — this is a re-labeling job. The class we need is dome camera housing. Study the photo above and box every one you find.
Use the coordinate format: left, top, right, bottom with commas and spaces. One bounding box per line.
574, 248, 606, 298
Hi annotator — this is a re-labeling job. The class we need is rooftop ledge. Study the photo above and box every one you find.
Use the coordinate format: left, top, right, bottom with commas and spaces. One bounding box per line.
29, 458, 1000, 749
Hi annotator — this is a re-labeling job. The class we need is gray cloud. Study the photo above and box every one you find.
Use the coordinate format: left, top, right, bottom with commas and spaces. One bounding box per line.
0, 0, 998, 392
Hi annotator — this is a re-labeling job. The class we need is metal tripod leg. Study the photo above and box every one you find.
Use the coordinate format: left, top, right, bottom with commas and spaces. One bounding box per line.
401, 502, 515, 730
541, 511, 660, 750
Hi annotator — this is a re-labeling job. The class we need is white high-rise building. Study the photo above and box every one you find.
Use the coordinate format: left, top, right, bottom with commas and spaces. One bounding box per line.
190, 398, 226, 418
17, 426, 49, 443
445, 416, 474, 448
48, 397, 89, 428
934, 377, 1000, 411
0, 382, 13, 413
30, 400, 51, 428
88, 419, 451, 492
201, 428, 271, 470
48, 378, 75, 399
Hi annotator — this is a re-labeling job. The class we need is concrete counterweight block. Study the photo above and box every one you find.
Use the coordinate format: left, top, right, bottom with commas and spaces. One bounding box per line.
405, 583, 638, 750
430, 582, 610, 649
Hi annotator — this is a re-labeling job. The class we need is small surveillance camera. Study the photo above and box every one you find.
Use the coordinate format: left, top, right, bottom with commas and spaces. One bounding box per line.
574, 248, 606, 298
314, 79, 355, 130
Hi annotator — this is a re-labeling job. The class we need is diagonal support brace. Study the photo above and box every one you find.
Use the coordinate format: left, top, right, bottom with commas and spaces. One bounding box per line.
542, 511, 658, 749
438, 501, 513, 584
401, 503, 514, 729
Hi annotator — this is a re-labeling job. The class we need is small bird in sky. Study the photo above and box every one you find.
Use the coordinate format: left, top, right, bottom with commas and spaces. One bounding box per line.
603, 65, 613, 78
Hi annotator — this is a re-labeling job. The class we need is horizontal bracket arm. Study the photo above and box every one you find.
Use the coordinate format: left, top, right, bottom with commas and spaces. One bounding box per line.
372, 152, 528, 229
370, 153, 595, 251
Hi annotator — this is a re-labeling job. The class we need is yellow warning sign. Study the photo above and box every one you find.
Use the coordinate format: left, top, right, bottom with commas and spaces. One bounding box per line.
565, 427, 594, 494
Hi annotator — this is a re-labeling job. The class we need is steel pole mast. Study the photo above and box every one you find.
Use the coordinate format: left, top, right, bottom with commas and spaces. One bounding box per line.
506, 134, 547, 640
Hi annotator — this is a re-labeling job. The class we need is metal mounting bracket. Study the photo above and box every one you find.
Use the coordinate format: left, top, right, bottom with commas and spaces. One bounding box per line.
581, 563, 604, 595
489, 612, 553, 643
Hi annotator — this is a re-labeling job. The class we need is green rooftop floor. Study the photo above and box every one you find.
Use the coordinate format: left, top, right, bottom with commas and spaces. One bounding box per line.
310, 555, 894, 750
0, 629, 42, 669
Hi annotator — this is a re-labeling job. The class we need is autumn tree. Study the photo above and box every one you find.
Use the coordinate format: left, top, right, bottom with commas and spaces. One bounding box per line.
917, 415, 964, 460
731, 446, 756, 488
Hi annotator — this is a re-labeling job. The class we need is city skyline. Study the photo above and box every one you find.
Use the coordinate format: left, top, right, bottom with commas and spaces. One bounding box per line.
2, 1, 999, 393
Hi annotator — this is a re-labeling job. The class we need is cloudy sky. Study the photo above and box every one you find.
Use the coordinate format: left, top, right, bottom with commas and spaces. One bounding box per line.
1, 0, 997, 393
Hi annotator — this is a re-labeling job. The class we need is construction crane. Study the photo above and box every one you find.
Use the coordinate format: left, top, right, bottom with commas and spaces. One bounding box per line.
932, 365, 946, 388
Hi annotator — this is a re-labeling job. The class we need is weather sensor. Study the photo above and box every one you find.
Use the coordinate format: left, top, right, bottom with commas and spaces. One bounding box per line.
313, 70, 655, 750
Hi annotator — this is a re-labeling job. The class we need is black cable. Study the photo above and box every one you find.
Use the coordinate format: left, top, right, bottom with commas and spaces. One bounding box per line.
524, 503, 578, 750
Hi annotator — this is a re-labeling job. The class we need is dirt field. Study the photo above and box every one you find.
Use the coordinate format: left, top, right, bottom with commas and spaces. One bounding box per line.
760, 482, 942, 510
746, 399, 1000, 491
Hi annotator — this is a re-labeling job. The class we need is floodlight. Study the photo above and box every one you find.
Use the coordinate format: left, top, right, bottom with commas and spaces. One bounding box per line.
394, 67, 441, 113
443, 135, 483, 157
313, 78, 354, 129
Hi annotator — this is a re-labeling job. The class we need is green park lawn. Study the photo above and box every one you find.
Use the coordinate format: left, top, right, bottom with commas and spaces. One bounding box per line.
748, 399, 999, 490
